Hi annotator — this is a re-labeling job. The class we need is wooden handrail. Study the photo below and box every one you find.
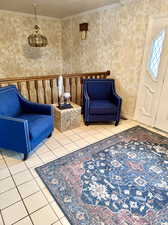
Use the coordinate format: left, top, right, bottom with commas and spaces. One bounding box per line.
0, 74, 60, 83
0, 71, 110, 105
63, 70, 110, 78
0, 71, 110, 83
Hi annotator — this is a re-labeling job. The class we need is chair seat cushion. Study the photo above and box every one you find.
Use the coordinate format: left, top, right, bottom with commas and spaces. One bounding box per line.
16, 113, 53, 140
90, 100, 117, 115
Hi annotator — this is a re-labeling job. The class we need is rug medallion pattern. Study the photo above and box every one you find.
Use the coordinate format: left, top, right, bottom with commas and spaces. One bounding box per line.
36, 126, 168, 225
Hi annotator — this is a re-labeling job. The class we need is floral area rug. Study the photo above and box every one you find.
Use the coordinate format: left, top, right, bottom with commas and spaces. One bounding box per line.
35, 126, 168, 225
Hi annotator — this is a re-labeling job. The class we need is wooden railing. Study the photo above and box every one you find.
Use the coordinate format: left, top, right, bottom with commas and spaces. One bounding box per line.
0, 71, 110, 105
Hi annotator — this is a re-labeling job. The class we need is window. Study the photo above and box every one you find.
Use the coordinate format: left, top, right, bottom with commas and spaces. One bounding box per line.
148, 30, 165, 79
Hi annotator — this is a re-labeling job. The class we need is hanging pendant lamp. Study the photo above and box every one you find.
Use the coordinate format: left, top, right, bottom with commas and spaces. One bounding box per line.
28, 4, 48, 47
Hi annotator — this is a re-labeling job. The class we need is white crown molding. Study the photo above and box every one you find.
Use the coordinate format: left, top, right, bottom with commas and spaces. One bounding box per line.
61, 3, 120, 20
0, 2, 121, 21
0, 9, 60, 21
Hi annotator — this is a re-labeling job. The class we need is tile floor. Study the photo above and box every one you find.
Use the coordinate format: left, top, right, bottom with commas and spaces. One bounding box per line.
0, 119, 167, 225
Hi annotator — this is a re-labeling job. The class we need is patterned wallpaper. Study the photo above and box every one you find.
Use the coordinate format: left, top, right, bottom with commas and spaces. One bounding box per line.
0, 11, 63, 78
62, 0, 168, 118
1, 0, 168, 119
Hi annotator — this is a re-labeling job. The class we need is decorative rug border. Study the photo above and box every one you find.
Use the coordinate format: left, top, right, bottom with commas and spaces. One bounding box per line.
35, 125, 168, 225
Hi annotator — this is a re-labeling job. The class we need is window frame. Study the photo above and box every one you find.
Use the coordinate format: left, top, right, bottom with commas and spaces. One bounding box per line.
147, 30, 165, 81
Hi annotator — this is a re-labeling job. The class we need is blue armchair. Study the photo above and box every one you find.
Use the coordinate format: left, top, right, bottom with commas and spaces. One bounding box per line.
0, 85, 54, 160
83, 79, 122, 126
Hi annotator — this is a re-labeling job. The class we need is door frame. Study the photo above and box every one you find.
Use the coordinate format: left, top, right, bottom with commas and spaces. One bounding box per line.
134, 15, 168, 127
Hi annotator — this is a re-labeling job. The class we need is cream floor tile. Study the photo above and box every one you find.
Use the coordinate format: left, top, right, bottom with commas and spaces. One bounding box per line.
64, 143, 79, 152
0, 188, 21, 210
51, 147, 67, 155
29, 168, 39, 178
62, 130, 74, 136
2, 201, 27, 225
0, 214, 3, 225
35, 177, 46, 189
45, 138, 61, 150
23, 191, 48, 214
83, 136, 98, 144
38, 151, 56, 163
53, 133, 65, 140
18, 180, 40, 199
0, 177, 15, 194
101, 130, 113, 136
30, 205, 58, 225
42, 188, 54, 203
52, 149, 69, 158
78, 132, 91, 138
0, 159, 10, 180
14, 216, 33, 225
92, 133, 107, 140
74, 140, 89, 148
36, 145, 50, 155
57, 138, 72, 146
68, 134, 80, 142
13, 170, 33, 186
8, 162, 27, 175
50, 202, 64, 219
47, 142, 63, 150
86, 129, 100, 135
52, 221, 62, 225
4, 158, 21, 168
60, 217, 71, 225
25, 155, 42, 168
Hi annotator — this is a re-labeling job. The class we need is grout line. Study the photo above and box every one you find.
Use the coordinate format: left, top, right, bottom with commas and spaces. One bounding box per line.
2, 155, 35, 225
11, 215, 30, 225
0, 200, 21, 211
0, 174, 12, 182
33, 173, 60, 221
22, 153, 60, 222
0, 210, 5, 225
13, 178, 34, 188
0, 186, 16, 196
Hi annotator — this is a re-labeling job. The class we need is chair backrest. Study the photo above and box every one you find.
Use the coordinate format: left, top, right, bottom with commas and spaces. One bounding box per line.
0, 85, 22, 117
84, 79, 115, 100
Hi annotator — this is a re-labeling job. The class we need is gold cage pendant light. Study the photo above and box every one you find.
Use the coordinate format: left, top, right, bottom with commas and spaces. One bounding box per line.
28, 4, 48, 47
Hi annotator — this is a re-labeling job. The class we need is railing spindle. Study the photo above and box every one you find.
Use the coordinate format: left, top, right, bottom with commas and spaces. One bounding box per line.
26, 81, 31, 101
0, 71, 110, 106
42, 80, 47, 104
20, 82, 29, 99
76, 77, 81, 105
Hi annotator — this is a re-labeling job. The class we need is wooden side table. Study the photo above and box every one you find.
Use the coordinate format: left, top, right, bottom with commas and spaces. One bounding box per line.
53, 103, 81, 132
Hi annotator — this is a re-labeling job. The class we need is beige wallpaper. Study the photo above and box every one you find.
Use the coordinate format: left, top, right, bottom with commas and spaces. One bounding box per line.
0, 11, 63, 78
1, 0, 168, 119
62, 0, 168, 119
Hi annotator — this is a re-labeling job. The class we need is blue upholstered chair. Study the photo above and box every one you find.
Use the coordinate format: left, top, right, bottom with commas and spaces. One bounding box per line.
83, 79, 122, 126
0, 85, 54, 160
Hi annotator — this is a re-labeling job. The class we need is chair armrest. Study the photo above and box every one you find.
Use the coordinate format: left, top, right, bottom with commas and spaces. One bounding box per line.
111, 92, 122, 107
19, 96, 53, 115
0, 115, 31, 153
83, 88, 90, 121
84, 89, 90, 102
111, 83, 122, 107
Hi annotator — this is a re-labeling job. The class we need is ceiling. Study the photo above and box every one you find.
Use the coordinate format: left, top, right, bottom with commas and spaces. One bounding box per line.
0, 0, 119, 19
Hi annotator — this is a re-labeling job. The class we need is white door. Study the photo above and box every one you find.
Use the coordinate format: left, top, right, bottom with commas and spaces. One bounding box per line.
154, 69, 168, 132
134, 16, 168, 131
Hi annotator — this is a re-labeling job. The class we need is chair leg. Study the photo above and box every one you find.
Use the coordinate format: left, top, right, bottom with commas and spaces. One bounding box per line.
115, 120, 119, 126
23, 153, 28, 161
48, 133, 52, 138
